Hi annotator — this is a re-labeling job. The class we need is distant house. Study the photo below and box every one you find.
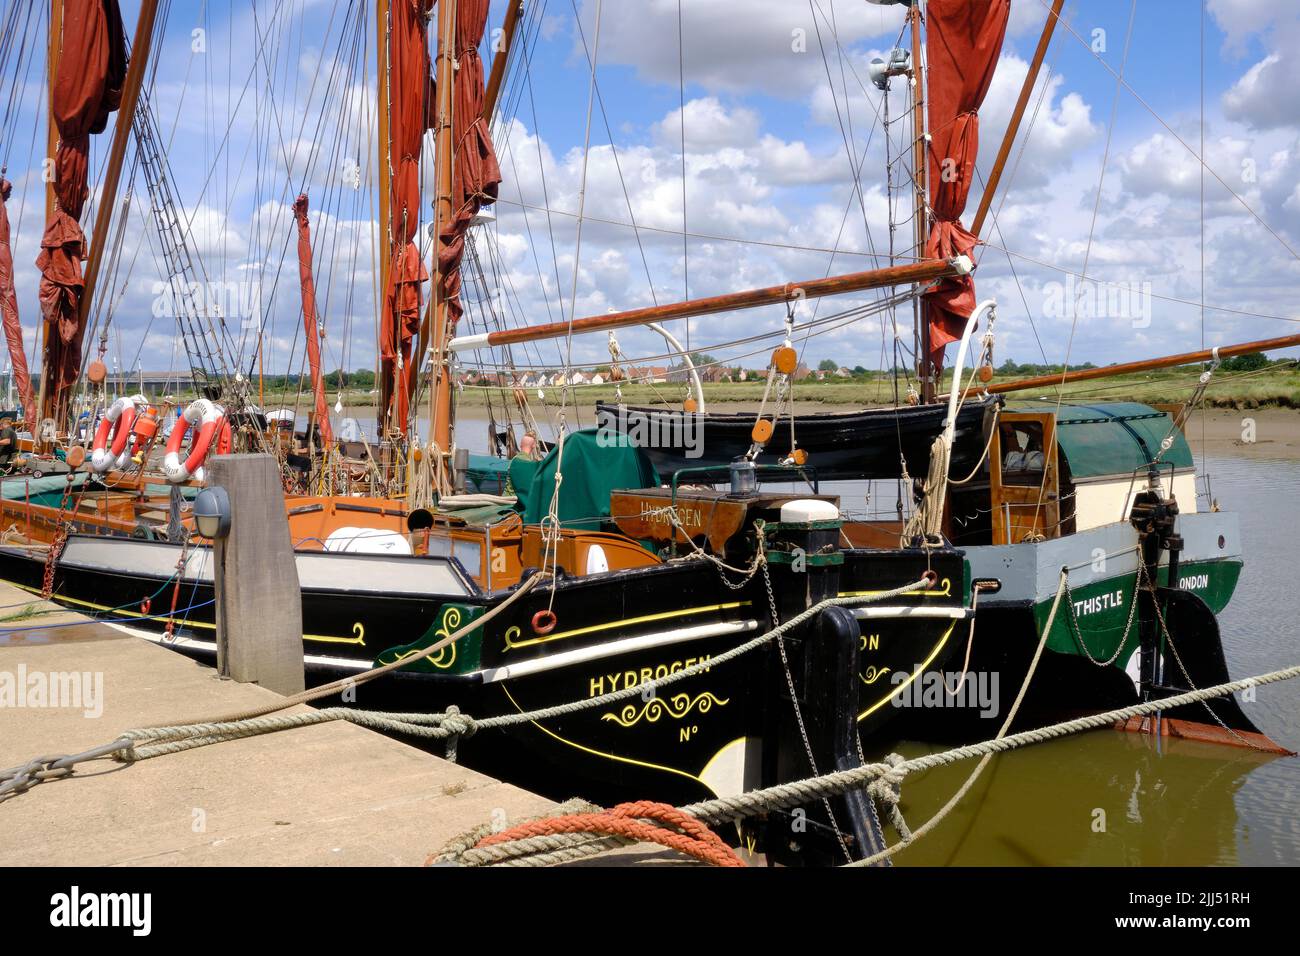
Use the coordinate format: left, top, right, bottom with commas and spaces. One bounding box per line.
624, 366, 667, 383
795, 363, 813, 380
569, 371, 589, 386
835, 367, 851, 378
589, 372, 605, 386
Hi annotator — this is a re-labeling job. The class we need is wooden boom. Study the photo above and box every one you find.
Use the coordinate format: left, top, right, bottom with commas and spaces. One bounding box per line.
449, 256, 970, 352
987, 331, 1300, 394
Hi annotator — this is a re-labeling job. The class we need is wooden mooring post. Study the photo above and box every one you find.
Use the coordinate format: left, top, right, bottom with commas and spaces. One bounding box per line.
208, 453, 305, 695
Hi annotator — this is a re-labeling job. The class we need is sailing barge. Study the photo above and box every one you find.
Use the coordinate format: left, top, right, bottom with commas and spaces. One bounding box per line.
0, 0, 1291, 865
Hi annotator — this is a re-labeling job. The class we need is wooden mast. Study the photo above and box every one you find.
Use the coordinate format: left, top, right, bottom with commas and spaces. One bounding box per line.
483, 0, 523, 122
449, 257, 969, 351
426, 0, 456, 465
987, 332, 1300, 395
970, 0, 1064, 237
33, 0, 63, 441
375, 0, 392, 435
908, 1, 932, 403
77, 0, 161, 330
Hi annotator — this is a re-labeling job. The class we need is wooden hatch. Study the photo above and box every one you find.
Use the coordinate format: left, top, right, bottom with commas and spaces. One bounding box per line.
989, 410, 1060, 545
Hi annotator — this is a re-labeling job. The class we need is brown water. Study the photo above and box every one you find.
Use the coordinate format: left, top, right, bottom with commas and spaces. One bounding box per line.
896, 455, 1300, 866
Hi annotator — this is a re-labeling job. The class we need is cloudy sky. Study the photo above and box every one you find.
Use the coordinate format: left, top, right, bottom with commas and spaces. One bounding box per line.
3, 0, 1299, 384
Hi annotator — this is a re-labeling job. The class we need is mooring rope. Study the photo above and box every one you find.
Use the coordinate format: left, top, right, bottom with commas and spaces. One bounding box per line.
0, 576, 938, 794
432, 661, 1300, 867
116, 576, 935, 760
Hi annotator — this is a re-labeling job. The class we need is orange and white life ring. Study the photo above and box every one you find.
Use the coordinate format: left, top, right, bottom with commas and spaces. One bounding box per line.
163, 399, 230, 483
90, 395, 145, 473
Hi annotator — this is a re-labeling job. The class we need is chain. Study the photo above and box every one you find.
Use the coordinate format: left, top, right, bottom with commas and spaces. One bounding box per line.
762, 561, 854, 863
0, 737, 134, 801
1062, 567, 1142, 668
41, 529, 68, 600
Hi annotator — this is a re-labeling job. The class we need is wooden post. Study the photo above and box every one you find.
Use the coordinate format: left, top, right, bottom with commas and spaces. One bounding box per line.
210, 454, 305, 695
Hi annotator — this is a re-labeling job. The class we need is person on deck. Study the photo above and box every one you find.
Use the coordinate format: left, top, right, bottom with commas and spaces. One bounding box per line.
0, 416, 20, 473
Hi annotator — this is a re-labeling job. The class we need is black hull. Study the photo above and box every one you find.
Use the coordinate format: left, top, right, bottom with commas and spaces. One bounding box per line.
0, 539, 968, 817
594, 398, 995, 481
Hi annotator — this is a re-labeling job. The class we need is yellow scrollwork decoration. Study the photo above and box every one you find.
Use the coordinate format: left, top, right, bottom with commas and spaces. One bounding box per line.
859, 666, 891, 685
601, 691, 729, 728
428, 606, 460, 670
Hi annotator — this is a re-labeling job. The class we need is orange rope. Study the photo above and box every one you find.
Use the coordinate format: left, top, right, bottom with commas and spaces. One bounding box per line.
474, 800, 745, 868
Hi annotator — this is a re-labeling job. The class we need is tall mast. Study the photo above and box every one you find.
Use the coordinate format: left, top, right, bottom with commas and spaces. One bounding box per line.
483, 0, 523, 122
375, 0, 392, 430
78, 0, 161, 328
971, 0, 1064, 237
427, 0, 456, 462
33, 0, 63, 442
908, 1, 931, 403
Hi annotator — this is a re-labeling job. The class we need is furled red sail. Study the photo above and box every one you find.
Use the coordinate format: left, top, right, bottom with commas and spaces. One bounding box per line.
379, 0, 434, 436
292, 194, 334, 447
35, 0, 126, 419
435, 0, 500, 329
922, 0, 1008, 373
0, 178, 36, 417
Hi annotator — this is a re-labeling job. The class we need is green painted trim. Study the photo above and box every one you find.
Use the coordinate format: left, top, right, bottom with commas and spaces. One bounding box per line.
373, 603, 483, 675
1031, 558, 1242, 666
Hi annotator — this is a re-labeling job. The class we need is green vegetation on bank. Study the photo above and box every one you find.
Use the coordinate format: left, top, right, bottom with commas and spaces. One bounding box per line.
85, 355, 1299, 411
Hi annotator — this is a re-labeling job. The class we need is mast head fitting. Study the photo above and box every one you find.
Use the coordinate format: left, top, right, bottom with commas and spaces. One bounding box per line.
868, 47, 912, 91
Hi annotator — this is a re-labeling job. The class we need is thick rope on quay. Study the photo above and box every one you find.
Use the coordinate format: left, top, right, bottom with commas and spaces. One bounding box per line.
433, 662, 1300, 867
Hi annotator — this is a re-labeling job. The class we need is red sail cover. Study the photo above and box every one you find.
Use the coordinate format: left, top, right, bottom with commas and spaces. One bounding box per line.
922, 0, 1008, 373
379, 0, 435, 435
0, 179, 37, 417
435, 0, 501, 329
292, 195, 334, 447
35, 0, 126, 416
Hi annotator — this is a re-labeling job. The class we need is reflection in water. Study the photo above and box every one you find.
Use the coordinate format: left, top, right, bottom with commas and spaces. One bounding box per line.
894, 733, 1278, 866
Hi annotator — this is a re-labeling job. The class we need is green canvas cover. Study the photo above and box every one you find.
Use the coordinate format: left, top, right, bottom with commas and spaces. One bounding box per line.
1, 472, 198, 506
1010, 402, 1194, 479
466, 453, 510, 494
515, 428, 660, 530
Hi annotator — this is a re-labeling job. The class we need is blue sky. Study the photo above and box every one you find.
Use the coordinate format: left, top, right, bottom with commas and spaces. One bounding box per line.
2, 0, 1299, 384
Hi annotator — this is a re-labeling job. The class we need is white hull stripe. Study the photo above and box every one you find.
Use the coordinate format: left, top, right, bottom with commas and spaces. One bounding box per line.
851, 605, 969, 621
479, 620, 760, 683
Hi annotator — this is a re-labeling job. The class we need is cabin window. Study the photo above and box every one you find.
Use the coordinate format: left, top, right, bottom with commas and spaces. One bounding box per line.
999, 421, 1047, 486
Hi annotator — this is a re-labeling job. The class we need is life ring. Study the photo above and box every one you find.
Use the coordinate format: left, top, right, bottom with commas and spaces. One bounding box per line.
163, 399, 229, 483
90, 395, 144, 473
531, 609, 558, 635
